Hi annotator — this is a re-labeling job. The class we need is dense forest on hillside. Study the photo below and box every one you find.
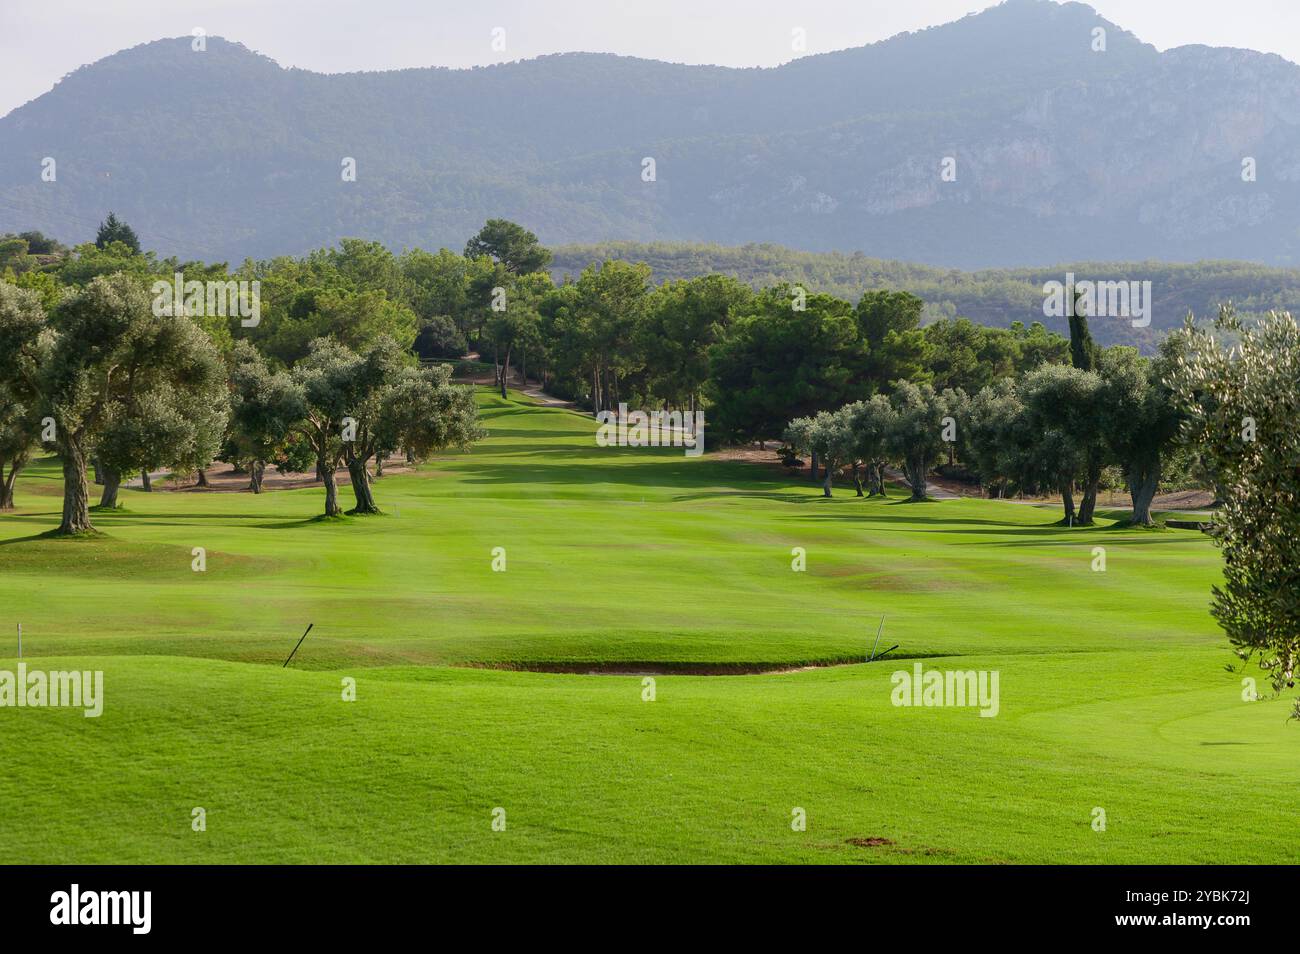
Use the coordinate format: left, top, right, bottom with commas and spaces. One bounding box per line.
554, 241, 1300, 348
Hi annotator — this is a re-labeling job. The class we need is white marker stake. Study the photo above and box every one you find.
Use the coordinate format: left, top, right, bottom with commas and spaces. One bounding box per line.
868, 616, 885, 662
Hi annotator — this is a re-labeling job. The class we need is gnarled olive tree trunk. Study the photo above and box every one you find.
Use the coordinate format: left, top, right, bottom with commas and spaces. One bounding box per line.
347, 456, 379, 514
1127, 458, 1161, 527
865, 460, 887, 497
1077, 457, 1103, 525
0, 455, 24, 510
99, 467, 121, 509
57, 437, 93, 534
903, 454, 929, 502
320, 458, 342, 517
247, 461, 266, 494
1077, 483, 1098, 525
1058, 479, 1076, 526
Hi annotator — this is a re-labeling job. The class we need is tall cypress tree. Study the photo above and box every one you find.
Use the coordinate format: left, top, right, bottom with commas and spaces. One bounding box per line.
1068, 290, 1098, 371
1063, 289, 1106, 524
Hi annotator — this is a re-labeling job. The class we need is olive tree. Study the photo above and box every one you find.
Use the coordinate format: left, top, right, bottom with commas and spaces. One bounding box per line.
846, 394, 894, 497
290, 338, 368, 517
1168, 307, 1300, 713
959, 379, 1028, 499
781, 417, 814, 480
805, 407, 857, 497
1019, 363, 1104, 525
0, 284, 52, 510
885, 381, 965, 502
94, 362, 228, 508
0, 275, 225, 534
228, 341, 305, 493
1100, 344, 1182, 526
97, 399, 182, 508
290, 336, 484, 517
337, 343, 483, 514
376, 362, 482, 469
0, 383, 43, 510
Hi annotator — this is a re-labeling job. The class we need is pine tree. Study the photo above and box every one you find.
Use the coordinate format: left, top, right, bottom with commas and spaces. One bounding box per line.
95, 212, 141, 254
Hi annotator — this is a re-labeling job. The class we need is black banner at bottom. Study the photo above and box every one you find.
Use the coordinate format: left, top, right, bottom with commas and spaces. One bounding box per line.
0, 864, 1277, 940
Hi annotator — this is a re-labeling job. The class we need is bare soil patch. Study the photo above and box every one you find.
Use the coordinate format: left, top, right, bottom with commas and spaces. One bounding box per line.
127, 454, 415, 493
720, 446, 1218, 512
713, 443, 806, 478
462, 657, 869, 676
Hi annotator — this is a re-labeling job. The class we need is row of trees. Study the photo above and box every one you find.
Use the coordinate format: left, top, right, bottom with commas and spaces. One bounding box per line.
785, 321, 1186, 527
785, 383, 964, 504
958, 340, 1182, 526
3, 218, 1074, 436
228, 338, 480, 516
0, 215, 1180, 536
0, 273, 483, 533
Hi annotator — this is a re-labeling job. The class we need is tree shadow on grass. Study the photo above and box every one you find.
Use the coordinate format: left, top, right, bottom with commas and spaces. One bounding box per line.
481, 427, 597, 440
983, 533, 1206, 548
787, 509, 1045, 531
82, 511, 286, 525
779, 509, 1205, 546
481, 401, 590, 416
253, 513, 353, 530
670, 489, 823, 504
0, 526, 108, 546
468, 444, 607, 459
452, 453, 792, 493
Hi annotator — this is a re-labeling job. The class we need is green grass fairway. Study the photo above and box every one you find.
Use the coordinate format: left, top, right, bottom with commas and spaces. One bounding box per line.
0, 388, 1286, 864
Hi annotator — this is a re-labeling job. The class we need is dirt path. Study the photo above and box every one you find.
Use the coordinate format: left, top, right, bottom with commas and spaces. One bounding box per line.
460, 359, 578, 409
882, 467, 959, 500
519, 383, 576, 408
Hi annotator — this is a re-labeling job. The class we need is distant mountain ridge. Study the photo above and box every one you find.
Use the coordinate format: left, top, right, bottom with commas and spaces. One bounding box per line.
3, 0, 1300, 267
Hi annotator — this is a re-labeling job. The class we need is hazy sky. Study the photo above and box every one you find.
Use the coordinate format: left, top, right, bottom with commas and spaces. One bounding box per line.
5, 0, 1300, 118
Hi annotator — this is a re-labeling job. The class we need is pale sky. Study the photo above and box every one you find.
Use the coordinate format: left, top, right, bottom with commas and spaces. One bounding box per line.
4, 0, 1300, 118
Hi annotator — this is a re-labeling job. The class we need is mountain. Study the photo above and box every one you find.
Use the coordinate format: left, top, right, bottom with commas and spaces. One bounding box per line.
3, 0, 1300, 268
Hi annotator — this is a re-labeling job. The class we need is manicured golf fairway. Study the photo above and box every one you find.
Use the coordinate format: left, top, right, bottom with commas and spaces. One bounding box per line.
0, 388, 1289, 863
